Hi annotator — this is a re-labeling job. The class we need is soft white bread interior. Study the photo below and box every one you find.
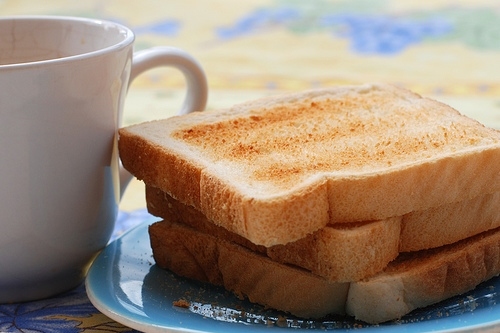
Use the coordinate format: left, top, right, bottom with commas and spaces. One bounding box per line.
146, 185, 500, 282
149, 219, 500, 324
119, 83, 500, 246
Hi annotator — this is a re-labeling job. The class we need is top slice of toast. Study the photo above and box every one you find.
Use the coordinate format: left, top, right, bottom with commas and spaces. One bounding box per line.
119, 83, 500, 246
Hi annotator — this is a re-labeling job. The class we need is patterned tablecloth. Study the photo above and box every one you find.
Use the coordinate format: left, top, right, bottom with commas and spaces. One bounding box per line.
1, 0, 500, 332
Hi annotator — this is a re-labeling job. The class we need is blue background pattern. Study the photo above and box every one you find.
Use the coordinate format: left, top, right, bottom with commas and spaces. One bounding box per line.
212, 3, 500, 53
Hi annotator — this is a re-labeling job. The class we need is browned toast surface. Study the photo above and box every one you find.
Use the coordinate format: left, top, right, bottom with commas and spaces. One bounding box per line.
119, 83, 500, 246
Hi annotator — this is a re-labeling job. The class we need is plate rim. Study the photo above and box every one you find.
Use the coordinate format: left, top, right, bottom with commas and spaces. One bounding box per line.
86, 221, 500, 333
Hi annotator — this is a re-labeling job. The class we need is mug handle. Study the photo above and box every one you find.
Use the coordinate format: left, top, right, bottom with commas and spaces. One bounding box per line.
119, 46, 208, 197
129, 46, 208, 114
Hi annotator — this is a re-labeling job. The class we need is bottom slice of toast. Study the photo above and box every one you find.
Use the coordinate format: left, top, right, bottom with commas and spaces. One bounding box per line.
149, 220, 500, 324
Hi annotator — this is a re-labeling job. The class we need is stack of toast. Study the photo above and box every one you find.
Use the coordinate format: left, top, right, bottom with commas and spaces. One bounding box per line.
118, 83, 500, 324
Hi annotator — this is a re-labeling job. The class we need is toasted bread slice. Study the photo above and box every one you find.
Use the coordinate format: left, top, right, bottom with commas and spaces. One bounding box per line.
119, 83, 500, 246
401, 191, 500, 251
146, 185, 401, 282
146, 185, 500, 281
149, 220, 350, 320
347, 227, 500, 323
149, 220, 500, 324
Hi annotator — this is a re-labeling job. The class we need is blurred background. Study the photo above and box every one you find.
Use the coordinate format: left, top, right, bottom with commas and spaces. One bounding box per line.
3, 0, 500, 211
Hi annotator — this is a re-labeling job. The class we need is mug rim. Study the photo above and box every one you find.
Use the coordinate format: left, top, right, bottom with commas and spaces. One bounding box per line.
0, 15, 135, 69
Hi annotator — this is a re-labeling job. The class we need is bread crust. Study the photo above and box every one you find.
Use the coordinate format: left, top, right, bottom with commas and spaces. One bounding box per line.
146, 185, 500, 281
149, 220, 350, 319
347, 227, 500, 323
401, 191, 500, 251
149, 220, 500, 324
146, 185, 401, 282
119, 83, 500, 246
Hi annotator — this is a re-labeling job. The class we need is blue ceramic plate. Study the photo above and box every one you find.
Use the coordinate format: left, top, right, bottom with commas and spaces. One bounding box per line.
86, 221, 500, 333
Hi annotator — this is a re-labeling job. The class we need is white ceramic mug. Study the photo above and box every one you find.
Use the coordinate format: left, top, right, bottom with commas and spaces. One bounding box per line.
0, 16, 208, 303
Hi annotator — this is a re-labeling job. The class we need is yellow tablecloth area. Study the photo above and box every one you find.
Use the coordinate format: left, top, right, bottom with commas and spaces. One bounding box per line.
4, 0, 500, 212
